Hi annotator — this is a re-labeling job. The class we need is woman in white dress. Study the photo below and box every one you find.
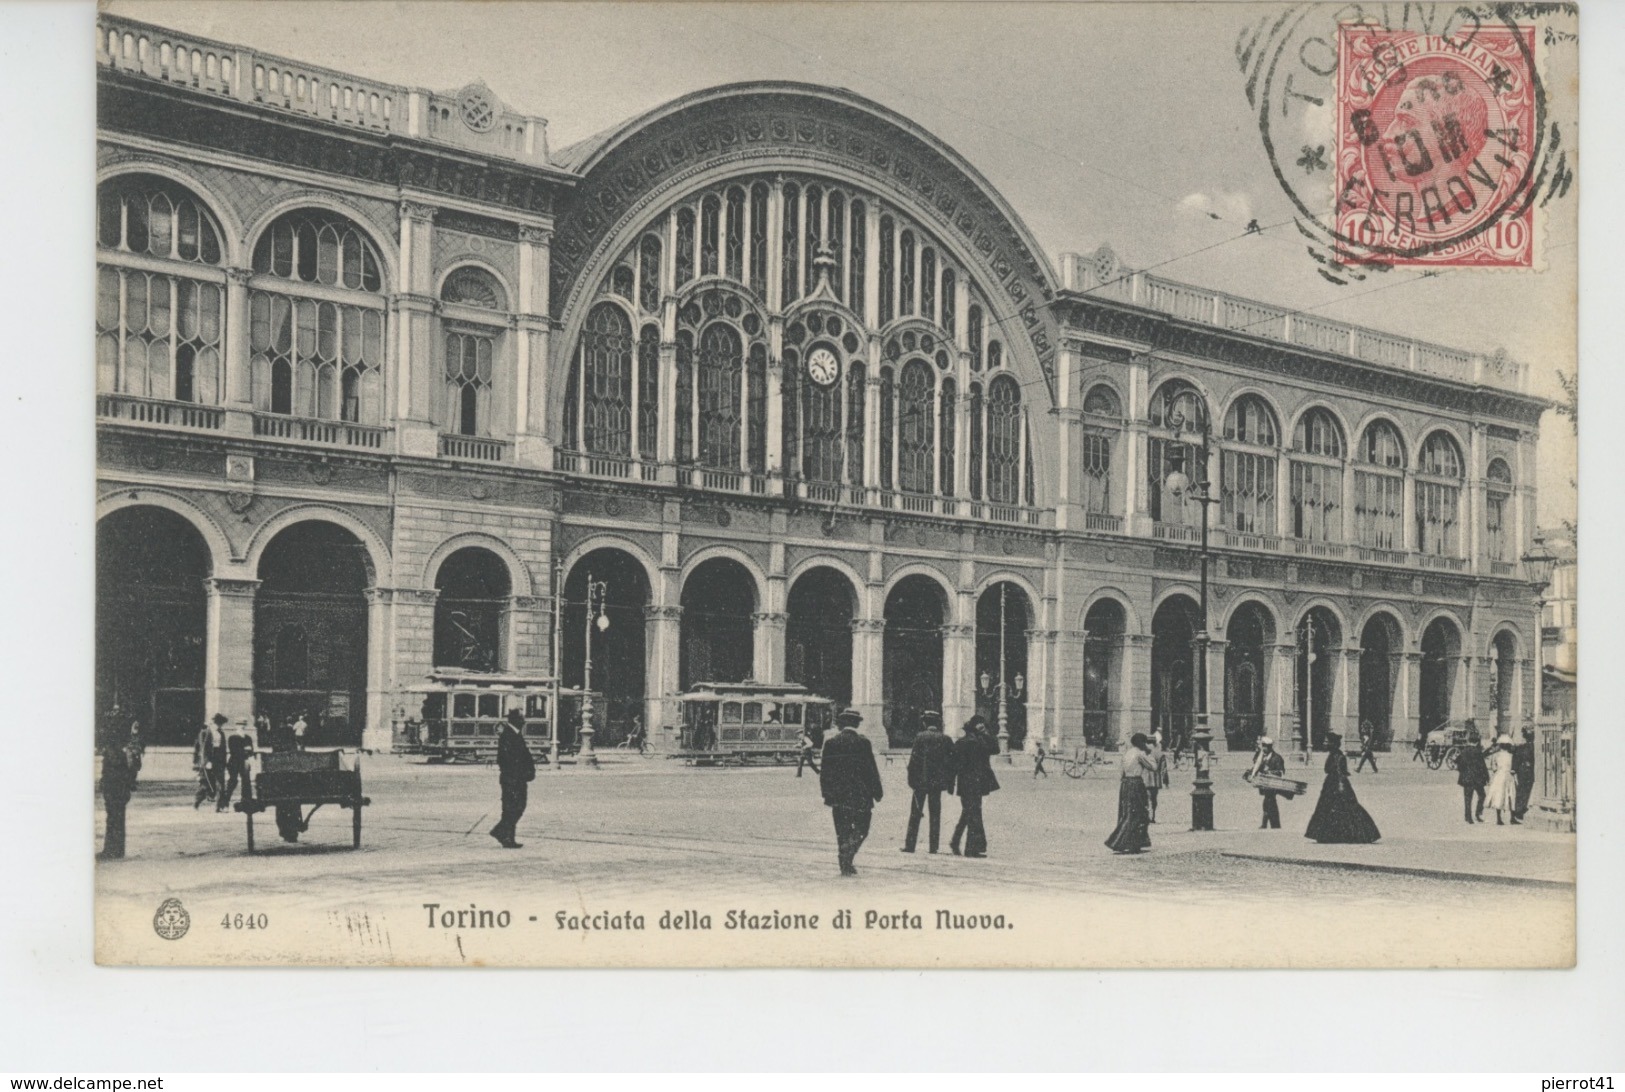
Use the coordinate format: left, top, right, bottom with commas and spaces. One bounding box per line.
1483, 734, 1517, 826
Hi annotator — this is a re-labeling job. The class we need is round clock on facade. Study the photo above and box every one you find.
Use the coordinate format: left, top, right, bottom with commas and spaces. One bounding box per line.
806, 346, 841, 387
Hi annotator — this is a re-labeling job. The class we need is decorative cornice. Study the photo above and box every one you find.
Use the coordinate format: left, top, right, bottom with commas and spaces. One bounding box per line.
518, 225, 554, 246
401, 200, 438, 224
205, 577, 261, 597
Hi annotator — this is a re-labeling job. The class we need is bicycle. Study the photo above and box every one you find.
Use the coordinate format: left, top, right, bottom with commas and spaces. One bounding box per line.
1059, 746, 1109, 779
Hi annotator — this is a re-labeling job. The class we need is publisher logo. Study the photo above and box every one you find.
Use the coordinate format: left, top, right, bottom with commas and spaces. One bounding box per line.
153, 898, 190, 941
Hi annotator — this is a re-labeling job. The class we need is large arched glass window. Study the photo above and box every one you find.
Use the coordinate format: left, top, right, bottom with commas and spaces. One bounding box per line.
898, 359, 935, 494
1355, 420, 1407, 551
249, 209, 386, 423
1221, 395, 1279, 535
440, 267, 507, 440
1417, 431, 1464, 557
1147, 379, 1207, 525
697, 322, 742, 470
1486, 457, 1513, 562
97, 175, 226, 404
1290, 407, 1345, 542
987, 374, 1023, 506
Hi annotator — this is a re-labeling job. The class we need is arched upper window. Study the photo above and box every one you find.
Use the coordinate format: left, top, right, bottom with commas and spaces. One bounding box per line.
1148, 379, 1208, 432
1486, 457, 1514, 562
1147, 381, 1207, 525
1419, 431, 1464, 478
1360, 420, 1407, 468
697, 322, 743, 470
1223, 395, 1279, 446
1487, 457, 1513, 485
1083, 384, 1122, 417
1293, 407, 1345, 457
577, 302, 633, 457
898, 359, 935, 494
96, 175, 226, 404
248, 209, 386, 423
442, 266, 505, 310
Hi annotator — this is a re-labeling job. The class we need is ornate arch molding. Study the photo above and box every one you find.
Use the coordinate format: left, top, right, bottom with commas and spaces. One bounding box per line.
551, 83, 1061, 400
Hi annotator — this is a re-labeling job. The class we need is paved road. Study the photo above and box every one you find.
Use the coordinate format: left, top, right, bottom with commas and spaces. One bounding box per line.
93, 751, 1574, 967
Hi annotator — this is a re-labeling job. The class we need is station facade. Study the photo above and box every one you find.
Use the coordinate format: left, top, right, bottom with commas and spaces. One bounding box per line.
95, 16, 1549, 757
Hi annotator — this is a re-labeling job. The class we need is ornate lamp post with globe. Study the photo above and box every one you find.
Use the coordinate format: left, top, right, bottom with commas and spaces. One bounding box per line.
978, 582, 1025, 762
1163, 395, 1219, 831
579, 572, 610, 769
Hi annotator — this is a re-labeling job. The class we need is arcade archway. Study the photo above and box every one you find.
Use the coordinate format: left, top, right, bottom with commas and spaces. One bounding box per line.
1082, 598, 1126, 748
1420, 616, 1462, 737
433, 547, 511, 672
1224, 601, 1275, 752
883, 574, 947, 748
786, 567, 856, 707
96, 507, 211, 746
563, 547, 652, 746
1152, 595, 1200, 752
1295, 607, 1342, 752
679, 557, 756, 690
254, 520, 370, 747
1359, 613, 1402, 748
976, 581, 1031, 750
1490, 630, 1519, 735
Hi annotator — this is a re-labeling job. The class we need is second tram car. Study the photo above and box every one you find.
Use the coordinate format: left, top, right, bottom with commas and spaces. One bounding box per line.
672, 682, 835, 765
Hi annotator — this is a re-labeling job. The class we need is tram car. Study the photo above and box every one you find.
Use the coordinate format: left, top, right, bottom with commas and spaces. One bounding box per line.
397, 673, 601, 763
672, 682, 835, 766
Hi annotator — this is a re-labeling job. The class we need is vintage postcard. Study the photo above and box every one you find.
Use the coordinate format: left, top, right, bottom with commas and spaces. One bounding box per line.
92, 0, 1578, 968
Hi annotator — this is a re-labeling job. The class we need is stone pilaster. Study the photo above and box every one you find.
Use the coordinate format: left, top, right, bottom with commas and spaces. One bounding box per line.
203, 575, 259, 725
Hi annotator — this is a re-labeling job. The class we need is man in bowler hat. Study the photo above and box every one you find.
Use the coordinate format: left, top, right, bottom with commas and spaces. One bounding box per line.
1512, 726, 1536, 823
1455, 726, 1490, 823
819, 708, 883, 875
901, 710, 955, 853
490, 708, 536, 848
950, 715, 1000, 857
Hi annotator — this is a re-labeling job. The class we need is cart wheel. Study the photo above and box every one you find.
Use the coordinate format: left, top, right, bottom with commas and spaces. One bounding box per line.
1445, 749, 1460, 771
1427, 752, 1443, 771
352, 804, 362, 849
245, 811, 256, 854
1064, 762, 1084, 780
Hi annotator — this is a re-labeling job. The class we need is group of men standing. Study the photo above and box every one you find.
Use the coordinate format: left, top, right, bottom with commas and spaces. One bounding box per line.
813, 709, 1003, 876
1454, 726, 1537, 825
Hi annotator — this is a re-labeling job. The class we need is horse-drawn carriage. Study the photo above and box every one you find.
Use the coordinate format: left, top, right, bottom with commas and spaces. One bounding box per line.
1415, 721, 1474, 770
671, 682, 835, 766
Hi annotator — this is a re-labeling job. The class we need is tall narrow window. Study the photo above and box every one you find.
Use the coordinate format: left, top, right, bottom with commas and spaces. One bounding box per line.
748, 183, 769, 299
1146, 380, 1207, 524
878, 216, 895, 325
249, 209, 385, 424
638, 234, 662, 315
1355, 420, 1407, 550
968, 305, 984, 371
987, 340, 1003, 372
579, 302, 632, 456
920, 247, 937, 325
846, 362, 866, 487
676, 207, 696, 287
1290, 407, 1345, 542
782, 183, 801, 305
700, 194, 720, 278
805, 185, 823, 293
725, 187, 744, 283
675, 330, 694, 464
940, 269, 957, 337
1221, 395, 1279, 535
747, 342, 767, 474
1486, 458, 1513, 561
444, 331, 492, 436
803, 360, 842, 484
898, 359, 935, 494
987, 375, 1022, 505
1081, 385, 1120, 516
827, 191, 845, 301
1417, 431, 1464, 557
879, 366, 895, 489
97, 175, 226, 404
899, 231, 916, 316
939, 376, 957, 496
782, 347, 801, 478
848, 201, 867, 321
637, 324, 660, 460
697, 323, 742, 469
968, 382, 984, 501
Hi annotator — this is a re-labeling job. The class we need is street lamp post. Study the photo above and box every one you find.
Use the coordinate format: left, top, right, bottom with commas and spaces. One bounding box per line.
979, 582, 1025, 763
551, 558, 564, 772
1298, 614, 1324, 763
1520, 535, 1561, 821
1165, 400, 1218, 831
580, 572, 610, 769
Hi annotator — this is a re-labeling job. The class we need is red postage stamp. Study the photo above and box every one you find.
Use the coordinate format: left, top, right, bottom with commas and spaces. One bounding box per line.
1333, 21, 1539, 268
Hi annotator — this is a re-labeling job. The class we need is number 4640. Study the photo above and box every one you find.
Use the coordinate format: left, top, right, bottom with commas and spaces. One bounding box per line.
221, 913, 268, 930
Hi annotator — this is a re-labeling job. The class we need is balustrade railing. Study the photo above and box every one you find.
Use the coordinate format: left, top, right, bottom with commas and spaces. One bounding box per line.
253, 413, 385, 450
1084, 512, 1124, 533
1356, 545, 1410, 566
1490, 560, 1517, 576
1153, 521, 1200, 544
1219, 529, 1282, 552
1291, 538, 1347, 559
438, 434, 510, 463
1419, 553, 1467, 572
97, 393, 224, 431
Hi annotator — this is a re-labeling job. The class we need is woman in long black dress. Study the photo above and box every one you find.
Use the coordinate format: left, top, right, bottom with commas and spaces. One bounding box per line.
1304, 732, 1381, 844
1105, 733, 1157, 854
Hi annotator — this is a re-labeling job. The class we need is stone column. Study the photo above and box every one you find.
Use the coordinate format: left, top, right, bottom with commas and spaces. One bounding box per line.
1336, 646, 1363, 741
362, 586, 405, 752
1271, 642, 1300, 754
753, 611, 787, 685
203, 576, 258, 725
514, 225, 553, 468
1457, 653, 1478, 726
1205, 637, 1228, 748
221, 267, 254, 436
394, 200, 440, 458
1397, 651, 1423, 747
850, 617, 887, 748
941, 621, 977, 738
1025, 628, 1057, 750
507, 594, 552, 676
1122, 633, 1153, 747
644, 604, 683, 752
1053, 627, 1087, 749
1125, 355, 1151, 536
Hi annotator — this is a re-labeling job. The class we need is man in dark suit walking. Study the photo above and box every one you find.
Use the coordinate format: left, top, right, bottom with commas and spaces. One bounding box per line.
819, 708, 883, 876
949, 715, 1000, 857
1455, 726, 1490, 823
98, 728, 138, 860
901, 710, 955, 853
1512, 726, 1536, 823
490, 709, 536, 848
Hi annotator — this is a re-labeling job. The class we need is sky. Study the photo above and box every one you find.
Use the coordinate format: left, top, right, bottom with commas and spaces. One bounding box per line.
104, 0, 1579, 524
